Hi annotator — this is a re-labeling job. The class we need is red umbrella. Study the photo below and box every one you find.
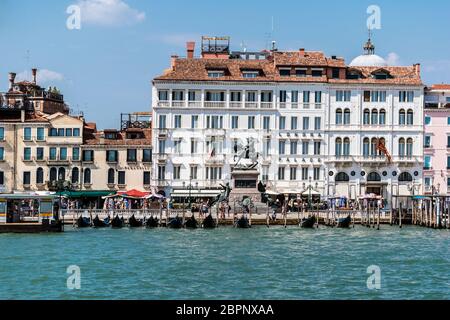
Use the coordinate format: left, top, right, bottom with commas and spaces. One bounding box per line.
123, 189, 150, 198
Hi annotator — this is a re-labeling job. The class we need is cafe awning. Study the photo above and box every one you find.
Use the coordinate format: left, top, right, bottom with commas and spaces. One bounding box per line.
57, 190, 115, 198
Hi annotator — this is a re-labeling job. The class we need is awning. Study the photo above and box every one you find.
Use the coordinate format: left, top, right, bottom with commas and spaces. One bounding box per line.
300, 189, 322, 196
171, 189, 221, 197
57, 190, 115, 198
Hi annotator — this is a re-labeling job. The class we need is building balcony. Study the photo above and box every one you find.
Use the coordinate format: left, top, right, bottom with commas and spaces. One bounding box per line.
47, 157, 72, 165
394, 156, 421, 165
204, 101, 226, 108
229, 102, 243, 108
327, 156, 354, 164
156, 101, 170, 107
188, 101, 202, 108
171, 101, 186, 107
260, 102, 273, 109
205, 154, 225, 165
244, 102, 258, 109
358, 155, 388, 165
157, 153, 168, 163
204, 128, 225, 136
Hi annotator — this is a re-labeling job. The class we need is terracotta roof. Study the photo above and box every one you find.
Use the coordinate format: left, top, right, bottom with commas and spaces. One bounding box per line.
83, 128, 152, 146
429, 84, 450, 91
154, 50, 422, 86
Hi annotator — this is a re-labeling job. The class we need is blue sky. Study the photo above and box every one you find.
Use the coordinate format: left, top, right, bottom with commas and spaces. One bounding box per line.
1, 0, 450, 129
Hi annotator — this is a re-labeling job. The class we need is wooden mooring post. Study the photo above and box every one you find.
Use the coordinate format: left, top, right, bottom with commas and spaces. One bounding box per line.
399, 202, 403, 229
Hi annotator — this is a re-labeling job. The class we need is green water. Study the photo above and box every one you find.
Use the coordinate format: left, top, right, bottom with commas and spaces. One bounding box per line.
0, 226, 448, 300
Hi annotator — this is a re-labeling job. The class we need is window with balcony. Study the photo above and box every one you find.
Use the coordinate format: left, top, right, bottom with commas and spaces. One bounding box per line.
158, 90, 169, 101
303, 91, 310, 103
246, 91, 257, 102
230, 91, 242, 102
159, 140, 166, 154
279, 91, 287, 104
172, 90, 184, 102
291, 91, 299, 105
260, 91, 273, 102
206, 91, 225, 102
23, 127, 32, 141
315, 91, 322, 103
118, 171, 126, 185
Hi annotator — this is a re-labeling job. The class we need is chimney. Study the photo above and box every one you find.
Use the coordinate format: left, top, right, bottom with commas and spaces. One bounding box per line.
31, 68, 37, 84
299, 48, 305, 56
414, 63, 421, 76
8, 72, 16, 90
170, 55, 179, 70
186, 42, 195, 59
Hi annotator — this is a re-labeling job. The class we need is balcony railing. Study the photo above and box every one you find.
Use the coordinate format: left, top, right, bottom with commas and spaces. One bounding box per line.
172, 101, 185, 107
245, 102, 258, 108
260, 102, 273, 109
229, 102, 242, 108
204, 101, 225, 108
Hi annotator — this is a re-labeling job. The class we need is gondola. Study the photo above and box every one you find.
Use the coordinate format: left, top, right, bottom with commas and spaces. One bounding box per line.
111, 215, 124, 228
145, 216, 159, 228
76, 216, 91, 228
184, 215, 198, 229
300, 215, 317, 228
202, 214, 216, 229
128, 215, 143, 227
337, 215, 351, 228
168, 216, 183, 229
236, 216, 250, 229
93, 215, 110, 228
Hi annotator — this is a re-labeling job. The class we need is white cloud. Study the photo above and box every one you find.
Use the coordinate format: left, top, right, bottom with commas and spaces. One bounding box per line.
76, 0, 145, 27
385, 52, 401, 66
16, 69, 64, 84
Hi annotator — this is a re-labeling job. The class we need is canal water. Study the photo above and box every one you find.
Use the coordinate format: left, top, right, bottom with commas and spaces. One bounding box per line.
0, 226, 448, 300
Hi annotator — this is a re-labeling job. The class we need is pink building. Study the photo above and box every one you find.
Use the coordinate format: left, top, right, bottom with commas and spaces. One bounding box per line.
424, 85, 450, 195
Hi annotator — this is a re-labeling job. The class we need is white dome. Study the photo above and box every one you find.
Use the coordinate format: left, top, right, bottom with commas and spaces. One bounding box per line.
349, 54, 387, 67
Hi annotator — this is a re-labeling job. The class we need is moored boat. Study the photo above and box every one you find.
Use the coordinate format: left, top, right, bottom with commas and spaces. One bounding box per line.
168, 216, 183, 229
337, 215, 351, 228
128, 215, 143, 227
236, 216, 250, 229
146, 216, 159, 228
111, 215, 124, 228
77, 216, 91, 228
93, 215, 110, 228
184, 215, 198, 229
300, 215, 317, 228
202, 214, 216, 229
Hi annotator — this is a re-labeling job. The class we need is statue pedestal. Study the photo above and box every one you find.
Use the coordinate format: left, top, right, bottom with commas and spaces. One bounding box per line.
230, 169, 260, 202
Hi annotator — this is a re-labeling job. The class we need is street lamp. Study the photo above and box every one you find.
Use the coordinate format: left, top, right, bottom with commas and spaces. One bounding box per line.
183, 175, 197, 209
308, 176, 312, 211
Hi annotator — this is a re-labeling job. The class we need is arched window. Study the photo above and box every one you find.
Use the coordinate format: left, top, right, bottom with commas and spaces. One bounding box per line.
50, 167, 57, 182
363, 109, 370, 125
406, 138, 413, 157
336, 109, 343, 125
84, 168, 91, 184
371, 109, 379, 125
371, 138, 378, 156
363, 138, 370, 158
343, 138, 350, 156
36, 168, 44, 184
108, 168, 115, 184
368, 172, 382, 182
399, 138, 406, 157
335, 138, 343, 157
71, 167, 79, 184
335, 172, 350, 182
399, 109, 406, 125
379, 109, 386, 125
407, 109, 414, 125
343, 109, 351, 125
399, 172, 413, 182
58, 167, 66, 181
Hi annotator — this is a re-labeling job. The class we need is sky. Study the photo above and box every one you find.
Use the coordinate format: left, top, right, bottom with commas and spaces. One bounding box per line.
1, 0, 450, 129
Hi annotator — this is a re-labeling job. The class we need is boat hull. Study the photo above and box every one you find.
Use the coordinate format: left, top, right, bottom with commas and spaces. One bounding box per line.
236, 217, 250, 229
202, 215, 216, 229
337, 215, 352, 228
300, 216, 317, 228
0, 220, 63, 233
168, 217, 183, 229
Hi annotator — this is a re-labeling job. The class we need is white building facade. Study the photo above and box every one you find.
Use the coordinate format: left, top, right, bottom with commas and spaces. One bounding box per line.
151, 38, 424, 204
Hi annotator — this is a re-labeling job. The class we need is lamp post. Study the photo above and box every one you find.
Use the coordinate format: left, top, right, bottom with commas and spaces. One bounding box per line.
184, 175, 197, 209
308, 176, 312, 211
